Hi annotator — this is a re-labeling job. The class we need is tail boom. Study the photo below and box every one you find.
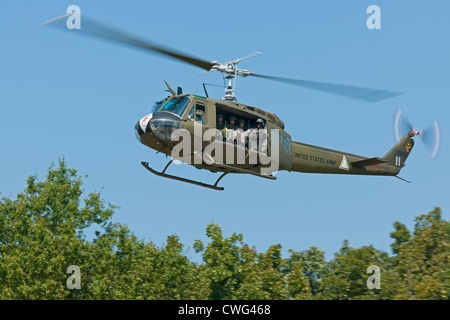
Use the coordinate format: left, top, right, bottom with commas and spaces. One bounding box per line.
290, 133, 414, 177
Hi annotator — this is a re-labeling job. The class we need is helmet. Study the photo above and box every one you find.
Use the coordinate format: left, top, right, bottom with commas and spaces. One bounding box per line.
228, 115, 236, 121
217, 113, 223, 120
256, 118, 264, 124
196, 109, 204, 116
238, 118, 245, 124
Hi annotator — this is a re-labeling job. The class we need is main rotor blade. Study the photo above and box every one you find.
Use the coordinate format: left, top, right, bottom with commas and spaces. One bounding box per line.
231, 51, 262, 64
249, 73, 401, 102
42, 14, 215, 71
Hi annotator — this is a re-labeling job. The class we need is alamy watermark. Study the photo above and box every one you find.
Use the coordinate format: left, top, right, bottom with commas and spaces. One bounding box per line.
66, 265, 81, 289
367, 5, 381, 30
366, 265, 381, 289
170, 122, 280, 175
66, 5, 81, 29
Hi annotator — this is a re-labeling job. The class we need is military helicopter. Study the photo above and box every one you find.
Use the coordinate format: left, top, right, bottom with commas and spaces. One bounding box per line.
43, 14, 439, 190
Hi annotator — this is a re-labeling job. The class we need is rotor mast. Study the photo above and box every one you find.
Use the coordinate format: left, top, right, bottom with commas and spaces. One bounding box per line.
210, 52, 262, 101
223, 72, 237, 101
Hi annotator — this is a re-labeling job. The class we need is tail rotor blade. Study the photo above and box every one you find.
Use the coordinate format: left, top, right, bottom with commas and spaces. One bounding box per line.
393, 109, 442, 159
393, 109, 413, 142
422, 122, 441, 159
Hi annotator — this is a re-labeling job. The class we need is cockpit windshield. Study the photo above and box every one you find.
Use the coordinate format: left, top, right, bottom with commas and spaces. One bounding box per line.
160, 96, 191, 117
151, 99, 167, 113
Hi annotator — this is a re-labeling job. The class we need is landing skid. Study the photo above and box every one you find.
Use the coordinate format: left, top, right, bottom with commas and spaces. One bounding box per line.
141, 160, 228, 191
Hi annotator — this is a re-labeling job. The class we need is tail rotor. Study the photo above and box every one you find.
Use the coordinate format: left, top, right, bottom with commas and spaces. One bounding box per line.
393, 108, 441, 159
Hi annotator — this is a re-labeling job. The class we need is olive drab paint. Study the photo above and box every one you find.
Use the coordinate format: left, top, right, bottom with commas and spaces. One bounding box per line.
135, 92, 417, 190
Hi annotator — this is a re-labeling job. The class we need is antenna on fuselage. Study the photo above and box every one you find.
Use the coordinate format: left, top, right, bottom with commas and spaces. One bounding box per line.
164, 80, 176, 96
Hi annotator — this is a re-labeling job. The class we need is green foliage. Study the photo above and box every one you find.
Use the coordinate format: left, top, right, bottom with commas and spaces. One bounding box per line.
0, 159, 113, 299
390, 221, 411, 255
319, 243, 391, 300
0, 159, 205, 299
0, 160, 448, 299
390, 207, 449, 300
285, 246, 326, 297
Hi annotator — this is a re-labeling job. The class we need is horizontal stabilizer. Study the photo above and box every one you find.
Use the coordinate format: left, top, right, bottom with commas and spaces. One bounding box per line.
351, 157, 389, 167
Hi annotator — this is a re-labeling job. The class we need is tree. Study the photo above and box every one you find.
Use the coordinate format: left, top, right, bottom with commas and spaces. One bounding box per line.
285, 260, 312, 299
0, 159, 115, 299
194, 223, 255, 299
320, 241, 392, 300
391, 207, 449, 300
1, 159, 447, 300
194, 224, 292, 299
390, 221, 411, 255
285, 246, 326, 297
0, 159, 206, 299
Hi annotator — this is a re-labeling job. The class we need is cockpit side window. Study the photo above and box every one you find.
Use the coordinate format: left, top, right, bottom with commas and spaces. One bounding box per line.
187, 102, 205, 124
187, 106, 194, 120
161, 96, 191, 117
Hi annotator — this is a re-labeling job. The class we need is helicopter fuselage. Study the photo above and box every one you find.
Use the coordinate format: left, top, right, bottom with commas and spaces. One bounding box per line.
135, 93, 410, 178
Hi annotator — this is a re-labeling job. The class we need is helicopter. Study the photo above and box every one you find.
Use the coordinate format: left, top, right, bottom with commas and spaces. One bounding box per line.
43, 13, 438, 191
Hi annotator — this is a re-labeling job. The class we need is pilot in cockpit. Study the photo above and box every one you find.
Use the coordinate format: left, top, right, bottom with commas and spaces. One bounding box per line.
195, 109, 204, 124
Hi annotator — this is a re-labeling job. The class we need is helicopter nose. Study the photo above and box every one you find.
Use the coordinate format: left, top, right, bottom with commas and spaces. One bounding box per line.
137, 113, 153, 134
135, 113, 153, 144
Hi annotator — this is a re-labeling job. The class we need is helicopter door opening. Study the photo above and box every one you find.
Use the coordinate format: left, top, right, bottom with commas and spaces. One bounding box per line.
214, 103, 269, 153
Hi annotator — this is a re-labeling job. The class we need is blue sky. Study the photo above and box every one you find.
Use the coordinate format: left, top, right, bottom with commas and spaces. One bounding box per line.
1, 1, 449, 262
